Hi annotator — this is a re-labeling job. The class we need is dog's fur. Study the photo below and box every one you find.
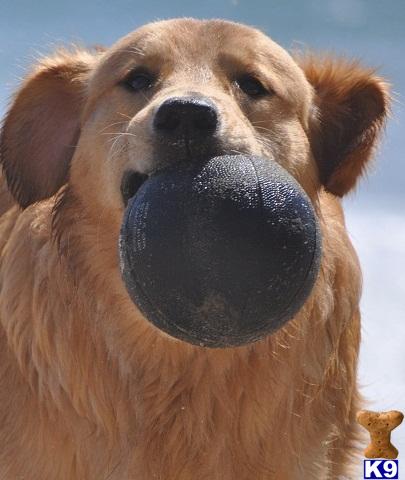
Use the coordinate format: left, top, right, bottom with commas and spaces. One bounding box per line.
0, 19, 389, 479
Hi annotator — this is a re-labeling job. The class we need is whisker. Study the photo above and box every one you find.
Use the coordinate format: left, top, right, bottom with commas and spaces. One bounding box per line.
103, 131, 149, 145
107, 134, 126, 163
109, 132, 139, 141
98, 121, 129, 135
252, 125, 273, 134
117, 112, 132, 120
101, 132, 136, 139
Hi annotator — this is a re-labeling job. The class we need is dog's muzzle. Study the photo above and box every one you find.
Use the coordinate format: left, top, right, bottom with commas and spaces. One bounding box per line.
119, 155, 321, 348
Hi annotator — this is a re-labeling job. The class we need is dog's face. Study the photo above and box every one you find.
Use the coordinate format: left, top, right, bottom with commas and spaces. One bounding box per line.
0, 19, 389, 330
1, 18, 388, 217
75, 19, 315, 217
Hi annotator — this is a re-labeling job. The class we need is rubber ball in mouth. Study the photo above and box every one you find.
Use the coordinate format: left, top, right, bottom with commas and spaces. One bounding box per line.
119, 155, 321, 348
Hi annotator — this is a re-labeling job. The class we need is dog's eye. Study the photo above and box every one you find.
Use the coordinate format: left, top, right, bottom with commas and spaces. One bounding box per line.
124, 70, 155, 92
235, 75, 269, 98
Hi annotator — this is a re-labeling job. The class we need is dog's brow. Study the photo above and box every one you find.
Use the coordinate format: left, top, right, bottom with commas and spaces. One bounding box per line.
125, 45, 147, 57
216, 51, 274, 81
217, 51, 260, 69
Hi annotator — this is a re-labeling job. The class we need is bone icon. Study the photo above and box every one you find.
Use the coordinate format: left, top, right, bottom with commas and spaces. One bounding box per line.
357, 410, 404, 459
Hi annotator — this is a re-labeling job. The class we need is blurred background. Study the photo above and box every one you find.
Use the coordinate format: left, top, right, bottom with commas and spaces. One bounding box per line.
1, 0, 404, 475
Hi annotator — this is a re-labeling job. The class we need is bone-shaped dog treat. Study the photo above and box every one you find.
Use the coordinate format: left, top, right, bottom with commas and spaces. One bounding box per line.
357, 410, 404, 459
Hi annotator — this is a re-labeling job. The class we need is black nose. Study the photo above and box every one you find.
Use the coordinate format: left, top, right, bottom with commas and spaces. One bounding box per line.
153, 97, 218, 139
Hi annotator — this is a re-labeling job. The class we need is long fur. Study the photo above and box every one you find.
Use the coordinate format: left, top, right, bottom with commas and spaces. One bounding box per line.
0, 18, 389, 479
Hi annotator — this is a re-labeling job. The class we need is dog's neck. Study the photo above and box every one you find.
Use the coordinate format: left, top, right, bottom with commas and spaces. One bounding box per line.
0, 193, 360, 478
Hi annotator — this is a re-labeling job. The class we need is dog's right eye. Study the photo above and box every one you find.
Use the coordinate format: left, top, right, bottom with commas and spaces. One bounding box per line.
124, 69, 155, 92
235, 74, 269, 98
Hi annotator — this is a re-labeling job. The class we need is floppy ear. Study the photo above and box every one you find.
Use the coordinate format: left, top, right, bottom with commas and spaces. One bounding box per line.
300, 55, 390, 196
0, 49, 96, 208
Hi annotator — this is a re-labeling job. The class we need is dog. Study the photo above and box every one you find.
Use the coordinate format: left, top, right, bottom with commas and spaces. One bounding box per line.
0, 18, 388, 479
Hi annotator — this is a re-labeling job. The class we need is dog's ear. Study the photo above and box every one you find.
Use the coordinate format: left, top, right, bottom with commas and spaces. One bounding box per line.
0, 49, 97, 208
300, 55, 390, 196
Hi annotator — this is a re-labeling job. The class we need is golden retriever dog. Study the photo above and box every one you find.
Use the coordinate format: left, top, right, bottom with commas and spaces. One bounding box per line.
0, 18, 388, 480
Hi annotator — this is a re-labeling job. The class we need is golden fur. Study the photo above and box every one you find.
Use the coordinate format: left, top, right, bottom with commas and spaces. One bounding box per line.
0, 19, 389, 479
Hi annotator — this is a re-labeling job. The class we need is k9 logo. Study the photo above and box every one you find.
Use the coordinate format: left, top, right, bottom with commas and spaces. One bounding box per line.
364, 460, 399, 479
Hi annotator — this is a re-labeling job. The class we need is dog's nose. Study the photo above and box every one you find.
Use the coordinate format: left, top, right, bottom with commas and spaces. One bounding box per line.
153, 97, 218, 139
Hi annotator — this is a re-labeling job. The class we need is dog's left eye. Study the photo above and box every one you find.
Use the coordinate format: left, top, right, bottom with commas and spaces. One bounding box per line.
124, 70, 155, 91
235, 75, 269, 98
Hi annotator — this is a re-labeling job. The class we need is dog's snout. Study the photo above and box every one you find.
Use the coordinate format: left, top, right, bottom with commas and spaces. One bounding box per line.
153, 97, 218, 139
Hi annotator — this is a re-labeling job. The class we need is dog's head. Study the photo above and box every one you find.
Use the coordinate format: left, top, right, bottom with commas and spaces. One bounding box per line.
0, 19, 389, 346
1, 19, 388, 212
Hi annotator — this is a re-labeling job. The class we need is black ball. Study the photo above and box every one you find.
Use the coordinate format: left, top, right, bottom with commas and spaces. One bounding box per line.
119, 155, 321, 348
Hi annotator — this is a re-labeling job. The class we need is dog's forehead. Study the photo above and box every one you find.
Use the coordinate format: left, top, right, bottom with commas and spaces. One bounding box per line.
119, 19, 284, 61
88, 19, 312, 115
99, 20, 301, 73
